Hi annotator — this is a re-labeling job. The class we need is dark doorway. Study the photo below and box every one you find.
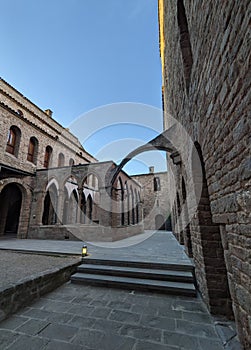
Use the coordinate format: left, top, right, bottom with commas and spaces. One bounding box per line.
0, 184, 22, 235
166, 215, 172, 231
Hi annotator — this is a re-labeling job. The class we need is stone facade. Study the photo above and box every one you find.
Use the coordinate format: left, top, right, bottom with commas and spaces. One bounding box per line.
159, 0, 251, 348
132, 168, 171, 230
0, 79, 143, 242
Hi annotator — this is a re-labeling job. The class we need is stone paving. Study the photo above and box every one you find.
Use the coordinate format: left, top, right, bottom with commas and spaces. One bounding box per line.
0, 231, 241, 349
0, 231, 192, 266
0, 283, 231, 350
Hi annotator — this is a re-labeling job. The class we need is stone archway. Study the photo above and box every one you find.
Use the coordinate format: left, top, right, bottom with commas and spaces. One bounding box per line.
111, 128, 177, 185
0, 183, 22, 235
42, 183, 58, 225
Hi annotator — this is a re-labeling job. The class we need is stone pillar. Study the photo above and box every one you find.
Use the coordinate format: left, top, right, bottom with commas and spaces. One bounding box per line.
56, 189, 65, 224
34, 190, 46, 225
99, 186, 112, 227
76, 187, 82, 223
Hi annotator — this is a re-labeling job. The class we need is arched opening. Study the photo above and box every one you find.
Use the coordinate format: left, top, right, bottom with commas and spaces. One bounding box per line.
6, 125, 21, 157
193, 142, 233, 317
130, 186, 135, 225
62, 187, 69, 224
82, 174, 100, 224
58, 153, 65, 167
86, 195, 92, 224
80, 194, 86, 224
69, 158, 75, 166
126, 182, 130, 225
44, 146, 53, 168
118, 177, 125, 226
0, 184, 22, 235
63, 176, 79, 224
27, 136, 39, 164
155, 214, 165, 230
68, 189, 78, 224
135, 189, 139, 224
42, 184, 58, 225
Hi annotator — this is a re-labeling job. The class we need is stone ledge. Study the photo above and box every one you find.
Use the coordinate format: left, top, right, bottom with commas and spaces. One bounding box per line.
0, 260, 80, 322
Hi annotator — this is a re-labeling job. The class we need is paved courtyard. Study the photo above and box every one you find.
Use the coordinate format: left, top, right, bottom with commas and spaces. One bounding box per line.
0, 231, 241, 349
0, 283, 235, 350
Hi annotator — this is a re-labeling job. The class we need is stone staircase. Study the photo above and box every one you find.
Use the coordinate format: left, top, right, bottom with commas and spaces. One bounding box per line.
71, 258, 197, 297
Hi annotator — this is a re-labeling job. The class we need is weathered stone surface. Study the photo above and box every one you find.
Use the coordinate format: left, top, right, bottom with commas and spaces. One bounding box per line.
159, 0, 251, 347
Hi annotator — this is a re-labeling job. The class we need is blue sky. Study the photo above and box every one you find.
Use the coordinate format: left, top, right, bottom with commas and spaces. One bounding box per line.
0, 0, 166, 174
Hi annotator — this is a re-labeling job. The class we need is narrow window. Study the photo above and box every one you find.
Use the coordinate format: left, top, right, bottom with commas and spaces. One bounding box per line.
58, 153, 65, 167
69, 158, 75, 166
154, 177, 161, 191
27, 137, 38, 164
6, 126, 21, 157
44, 146, 52, 168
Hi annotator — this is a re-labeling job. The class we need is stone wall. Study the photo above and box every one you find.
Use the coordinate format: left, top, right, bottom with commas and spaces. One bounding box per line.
29, 162, 143, 241
132, 171, 171, 230
0, 260, 80, 322
0, 78, 96, 174
0, 80, 143, 241
159, 0, 251, 347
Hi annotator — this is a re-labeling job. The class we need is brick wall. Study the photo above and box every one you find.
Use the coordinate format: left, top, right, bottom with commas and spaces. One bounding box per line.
132, 171, 171, 230
159, 0, 251, 347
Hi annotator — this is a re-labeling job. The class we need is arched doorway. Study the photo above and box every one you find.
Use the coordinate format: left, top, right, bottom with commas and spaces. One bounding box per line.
0, 184, 22, 235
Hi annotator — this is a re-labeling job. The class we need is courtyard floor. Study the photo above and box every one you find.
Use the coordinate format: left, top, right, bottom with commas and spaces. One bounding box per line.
0, 231, 241, 349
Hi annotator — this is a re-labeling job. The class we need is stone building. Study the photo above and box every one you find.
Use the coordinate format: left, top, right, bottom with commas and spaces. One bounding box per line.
158, 0, 251, 348
132, 167, 171, 230
0, 78, 143, 241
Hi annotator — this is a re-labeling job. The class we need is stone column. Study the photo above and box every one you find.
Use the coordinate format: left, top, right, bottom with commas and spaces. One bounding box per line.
76, 187, 83, 224
33, 190, 46, 225
99, 186, 112, 227
56, 189, 65, 224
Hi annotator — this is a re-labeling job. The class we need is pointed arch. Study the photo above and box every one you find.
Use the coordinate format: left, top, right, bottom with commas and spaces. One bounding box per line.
42, 183, 58, 225
118, 177, 125, 226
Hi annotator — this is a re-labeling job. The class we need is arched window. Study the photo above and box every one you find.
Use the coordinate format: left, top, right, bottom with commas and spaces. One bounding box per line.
6, 126, 21, 157
58, 153, 65, 167
69, 158, 75, 166
27, 137, 38, 164
44, 146, 52, 168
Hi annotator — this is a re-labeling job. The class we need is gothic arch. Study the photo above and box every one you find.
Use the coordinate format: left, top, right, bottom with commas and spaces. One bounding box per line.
42, 183, 58, 225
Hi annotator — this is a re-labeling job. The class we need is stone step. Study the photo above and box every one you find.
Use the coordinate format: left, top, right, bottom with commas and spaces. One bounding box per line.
82, 257, 194, 272
77, 263, 194, 283
71, 272, 197, 297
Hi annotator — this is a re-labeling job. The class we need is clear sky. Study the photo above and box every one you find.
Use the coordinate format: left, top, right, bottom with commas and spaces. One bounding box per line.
0, 0, 166, 174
